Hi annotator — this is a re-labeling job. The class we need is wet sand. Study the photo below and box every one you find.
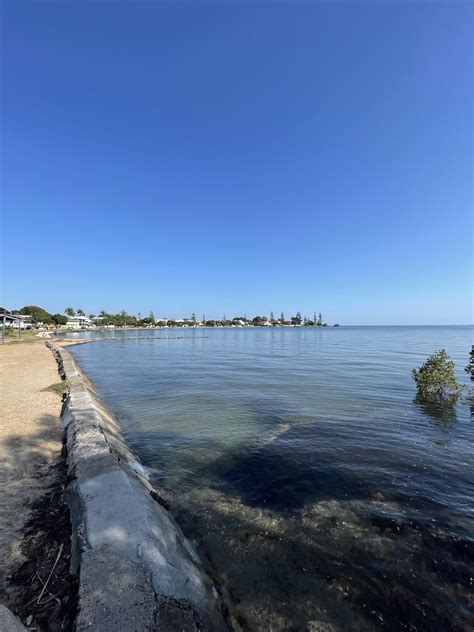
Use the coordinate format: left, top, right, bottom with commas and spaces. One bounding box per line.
0, 342, 63, 603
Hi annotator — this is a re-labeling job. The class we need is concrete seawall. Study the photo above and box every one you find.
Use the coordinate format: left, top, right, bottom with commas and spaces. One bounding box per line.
46, 342, 226, 631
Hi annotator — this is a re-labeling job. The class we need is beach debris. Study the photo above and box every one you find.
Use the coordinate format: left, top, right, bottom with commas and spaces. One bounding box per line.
26, 543, 63, 607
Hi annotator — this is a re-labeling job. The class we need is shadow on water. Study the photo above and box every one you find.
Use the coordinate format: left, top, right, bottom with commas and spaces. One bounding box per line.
205, 399, 368, 511
213, 440, 368, 512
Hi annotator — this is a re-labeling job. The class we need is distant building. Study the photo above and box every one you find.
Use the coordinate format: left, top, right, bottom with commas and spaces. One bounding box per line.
0, 310, 33, 332
67, 315, 94, 329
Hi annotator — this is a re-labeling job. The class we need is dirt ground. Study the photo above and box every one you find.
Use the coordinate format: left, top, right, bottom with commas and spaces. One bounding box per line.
0, 341, 75, 629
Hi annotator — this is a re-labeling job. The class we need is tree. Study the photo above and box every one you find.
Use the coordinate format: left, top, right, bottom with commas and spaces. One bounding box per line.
317, 313, 323, 326
150, 311, 155, 322
65, 307, 75, 317
191, 312, 196, 323
52, 313, 68, 326
77, 309, 85, 316
20, 305, 52, 324
137, 312, 142, 320
89, 313, 96, 319
270, 311, 274, 322
280, 312, 285, 323
291, 312, 302, 326
412, 349, 465, 401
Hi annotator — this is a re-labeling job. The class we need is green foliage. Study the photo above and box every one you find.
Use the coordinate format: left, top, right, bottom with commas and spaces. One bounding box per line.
19, 305, 52, 324
97, 311, 138, 327
43, 380, 70, 396
412, 349, 464, 401
52, 313, 68, 326
65, 307, 75, 317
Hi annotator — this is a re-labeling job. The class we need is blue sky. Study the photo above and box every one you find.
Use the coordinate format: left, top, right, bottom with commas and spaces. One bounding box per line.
2, 1, 472, 324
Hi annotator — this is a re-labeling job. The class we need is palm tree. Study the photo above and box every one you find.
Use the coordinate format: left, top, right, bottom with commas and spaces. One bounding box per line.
65, 307, 75, 317
77, 309, 85, 316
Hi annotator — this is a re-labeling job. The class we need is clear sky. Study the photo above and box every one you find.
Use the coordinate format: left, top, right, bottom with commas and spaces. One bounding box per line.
1, 1, 472, 324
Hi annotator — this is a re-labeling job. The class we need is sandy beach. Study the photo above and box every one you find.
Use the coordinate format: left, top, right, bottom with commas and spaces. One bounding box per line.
0, 342, 64, 613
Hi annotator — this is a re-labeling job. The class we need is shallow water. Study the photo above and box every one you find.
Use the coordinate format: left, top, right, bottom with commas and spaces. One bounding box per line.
68, 326, 473, 631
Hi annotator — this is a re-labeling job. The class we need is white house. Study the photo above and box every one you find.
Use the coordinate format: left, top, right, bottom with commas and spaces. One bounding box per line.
66, 315, 94, 329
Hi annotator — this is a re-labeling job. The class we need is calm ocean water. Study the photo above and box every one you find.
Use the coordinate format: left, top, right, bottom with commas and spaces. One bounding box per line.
67, 326, 473, 631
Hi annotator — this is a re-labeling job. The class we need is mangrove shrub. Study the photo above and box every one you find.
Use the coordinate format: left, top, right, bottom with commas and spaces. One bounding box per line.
412, 349, 464, 401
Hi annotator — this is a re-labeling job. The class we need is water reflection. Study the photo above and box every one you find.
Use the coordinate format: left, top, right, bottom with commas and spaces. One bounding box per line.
414, 393, 458, 425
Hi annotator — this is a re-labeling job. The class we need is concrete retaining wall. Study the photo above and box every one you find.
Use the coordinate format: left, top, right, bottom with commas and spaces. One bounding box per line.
47, 342, 226, 631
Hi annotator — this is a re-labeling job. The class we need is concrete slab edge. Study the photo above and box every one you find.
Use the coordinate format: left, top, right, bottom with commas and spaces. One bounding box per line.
46, 342, 227, 632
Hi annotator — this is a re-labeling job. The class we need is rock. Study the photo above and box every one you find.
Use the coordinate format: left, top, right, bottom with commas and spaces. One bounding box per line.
0, 606, 28, 632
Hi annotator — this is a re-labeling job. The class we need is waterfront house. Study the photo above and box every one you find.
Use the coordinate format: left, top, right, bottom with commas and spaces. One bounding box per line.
66, 315, 94, 329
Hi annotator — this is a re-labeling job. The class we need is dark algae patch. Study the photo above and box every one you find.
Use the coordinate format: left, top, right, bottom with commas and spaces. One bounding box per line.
168, 443, 474, 631
9, 442, 78, 631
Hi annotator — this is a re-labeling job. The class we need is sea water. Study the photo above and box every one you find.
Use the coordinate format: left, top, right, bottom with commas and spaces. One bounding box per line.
67, 326, 473, 631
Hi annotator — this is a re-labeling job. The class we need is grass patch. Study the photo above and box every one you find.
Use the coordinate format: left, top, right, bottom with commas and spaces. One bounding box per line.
3, 330, 39, 343
43, 380, 70, 396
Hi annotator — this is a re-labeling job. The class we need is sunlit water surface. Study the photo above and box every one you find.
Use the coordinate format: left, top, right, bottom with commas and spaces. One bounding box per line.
67, 326, 473, 631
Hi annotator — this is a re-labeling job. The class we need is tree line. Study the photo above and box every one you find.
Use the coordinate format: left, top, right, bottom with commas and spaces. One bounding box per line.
9, 306, 340, 328
64, 308, 338, 328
